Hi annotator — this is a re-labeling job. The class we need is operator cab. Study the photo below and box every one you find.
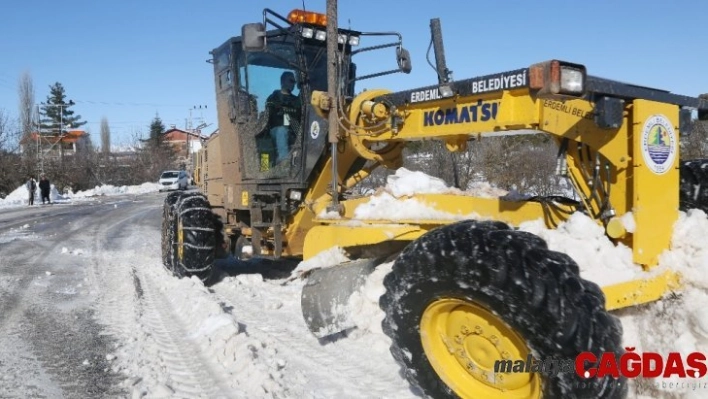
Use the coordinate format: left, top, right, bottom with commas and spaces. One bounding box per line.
211, 8, 411, 192
210, 9, 361, 187
235, 35, 327, 178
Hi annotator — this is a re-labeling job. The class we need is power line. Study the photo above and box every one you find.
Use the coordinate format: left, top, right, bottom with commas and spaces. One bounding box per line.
73, 99, 199, 107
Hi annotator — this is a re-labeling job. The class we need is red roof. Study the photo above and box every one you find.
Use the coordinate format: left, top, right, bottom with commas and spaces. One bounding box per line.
20, 129, 87, 145
163, 128, 204, 142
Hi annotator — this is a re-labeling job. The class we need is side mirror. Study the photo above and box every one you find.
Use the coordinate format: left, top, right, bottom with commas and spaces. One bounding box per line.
397, 47, 412, 74
242, 23, 266, 52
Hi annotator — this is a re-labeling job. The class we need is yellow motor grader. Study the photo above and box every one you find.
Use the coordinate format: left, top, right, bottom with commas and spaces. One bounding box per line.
161, 5, 708, 398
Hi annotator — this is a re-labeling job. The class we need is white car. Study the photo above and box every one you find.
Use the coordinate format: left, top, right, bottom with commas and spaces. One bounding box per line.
159, 170, 190, 191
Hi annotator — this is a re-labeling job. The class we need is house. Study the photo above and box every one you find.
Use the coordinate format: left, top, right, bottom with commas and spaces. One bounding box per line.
162, 128, 207, 158
20, 129, 91, 157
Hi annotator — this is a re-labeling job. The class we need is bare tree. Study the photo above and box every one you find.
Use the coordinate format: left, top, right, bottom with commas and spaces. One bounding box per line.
0, 109, 11, 151
0, 109, 25, 197
18, 70, 35, 147
100, 116, 111, 155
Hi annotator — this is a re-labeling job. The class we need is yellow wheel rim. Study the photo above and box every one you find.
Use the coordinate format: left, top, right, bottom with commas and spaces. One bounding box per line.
177, 220, 184, 260
420, 298, 541, 399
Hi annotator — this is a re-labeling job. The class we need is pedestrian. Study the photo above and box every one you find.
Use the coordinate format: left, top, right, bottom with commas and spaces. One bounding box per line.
39, 173, 51, 205
26, 176, 36, 206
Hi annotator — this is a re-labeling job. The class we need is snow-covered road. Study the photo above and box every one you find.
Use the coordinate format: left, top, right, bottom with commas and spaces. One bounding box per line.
0, 192, 418, 399
2, 185, 708, 398
0, 197, 138, 398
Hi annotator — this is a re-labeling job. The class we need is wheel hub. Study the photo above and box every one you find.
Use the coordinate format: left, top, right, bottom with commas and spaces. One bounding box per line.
177, 220, 184, 260
420, 298, 541, 399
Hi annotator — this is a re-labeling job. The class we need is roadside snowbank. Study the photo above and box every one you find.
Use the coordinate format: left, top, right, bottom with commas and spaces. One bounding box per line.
0, 182, 162, 208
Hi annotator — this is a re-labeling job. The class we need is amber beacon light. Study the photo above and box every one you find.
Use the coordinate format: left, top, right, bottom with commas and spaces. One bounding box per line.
288, 9, 328, 26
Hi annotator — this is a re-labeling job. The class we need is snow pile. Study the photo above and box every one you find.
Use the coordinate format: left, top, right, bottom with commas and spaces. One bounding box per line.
513, 209, 708, 397
1, 182, 78, 206
325, 167, 495, 221
518, 212, 644, 286
383, 167, 508, 198
66, 182, 162, 199
660, 209, 708, 290
0, 181, 163, 208
352, 193, 483, 221
346, 262, 395, 337
384, 168, 462, 197
0, 184, 42, 207
290, 246, 351, 277
612, 209, 708, 398
466, 180, 509, 198
209, 267, 411, 398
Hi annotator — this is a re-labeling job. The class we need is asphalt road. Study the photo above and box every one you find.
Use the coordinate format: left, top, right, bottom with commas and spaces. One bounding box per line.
0, 193, 161, 399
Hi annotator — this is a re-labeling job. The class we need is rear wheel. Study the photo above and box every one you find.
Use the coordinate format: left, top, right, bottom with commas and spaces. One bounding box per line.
680, 159, 708, 213
168, 193, 216, 283
161, 191, 185, 273
380, 219, 627, 399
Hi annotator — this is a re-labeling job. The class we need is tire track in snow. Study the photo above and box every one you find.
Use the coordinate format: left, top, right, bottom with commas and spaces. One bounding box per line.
133, 268, 239, 398
87, 200, 239, 399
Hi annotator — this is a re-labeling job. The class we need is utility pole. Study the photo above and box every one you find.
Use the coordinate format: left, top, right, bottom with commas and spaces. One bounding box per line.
326, 0, 340, 213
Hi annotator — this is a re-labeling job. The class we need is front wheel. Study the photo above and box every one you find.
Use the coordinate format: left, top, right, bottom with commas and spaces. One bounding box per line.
380, 219, 627, 399
680, 159, 708, 214
167, 193, 216, 283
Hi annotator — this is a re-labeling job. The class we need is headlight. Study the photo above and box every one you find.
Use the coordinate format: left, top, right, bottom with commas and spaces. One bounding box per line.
301, 27, 314, 38
289, 190, 302, 201
315, 30, 326, 41
529, 60, 586, 97
337, 34, 346, 44
560, 66, 584, 94
348, 35, 359, 46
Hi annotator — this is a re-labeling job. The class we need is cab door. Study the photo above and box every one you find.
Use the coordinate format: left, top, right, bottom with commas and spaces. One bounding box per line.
233, 40, 306, 182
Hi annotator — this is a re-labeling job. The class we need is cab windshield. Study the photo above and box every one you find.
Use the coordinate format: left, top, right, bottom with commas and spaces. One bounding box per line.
236, 38, 328, 180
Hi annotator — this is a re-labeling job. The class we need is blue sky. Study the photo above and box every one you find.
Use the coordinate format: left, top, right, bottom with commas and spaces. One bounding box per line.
1, 0, 707, 148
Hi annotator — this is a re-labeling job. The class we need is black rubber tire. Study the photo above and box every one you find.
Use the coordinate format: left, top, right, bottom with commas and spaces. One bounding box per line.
380, 219, 627, 399
169, 193, 216, 283
161, 191, 185, 273
680, 159, 708, 214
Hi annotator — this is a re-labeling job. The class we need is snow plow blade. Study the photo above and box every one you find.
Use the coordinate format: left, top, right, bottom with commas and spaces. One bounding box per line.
301, 258, 378, 339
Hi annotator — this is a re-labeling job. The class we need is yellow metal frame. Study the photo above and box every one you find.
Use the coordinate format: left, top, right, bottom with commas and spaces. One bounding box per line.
287, 80, 684, 311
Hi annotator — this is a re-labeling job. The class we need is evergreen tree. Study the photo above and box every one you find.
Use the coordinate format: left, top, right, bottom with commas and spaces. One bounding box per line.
40, 82, 86, 135
149, 115, 166, 147
142, 114, 175, 173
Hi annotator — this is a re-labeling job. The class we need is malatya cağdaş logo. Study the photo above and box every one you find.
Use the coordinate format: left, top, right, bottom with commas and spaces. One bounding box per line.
493, 349, 708, 379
